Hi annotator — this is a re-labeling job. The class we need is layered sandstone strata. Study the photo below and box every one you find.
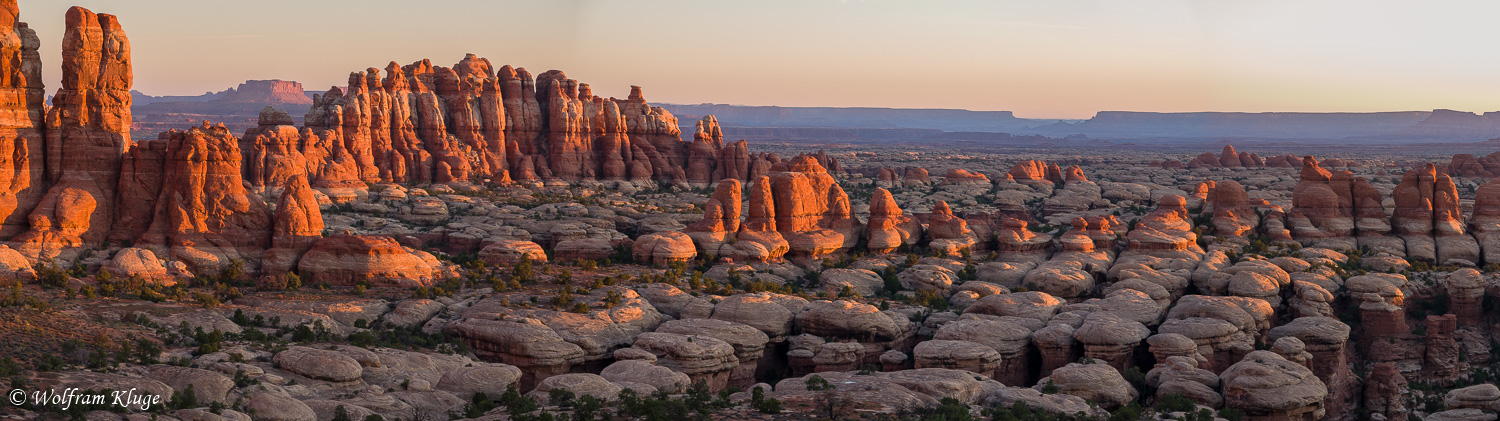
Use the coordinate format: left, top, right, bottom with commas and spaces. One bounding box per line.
1393, 163, 1479, 264
1123, 195, 1203, 260
248, 55, 756, 191
0, 0, 45, 239
865, 188, 920, 253
772, 156, 861, 257
1287, 156, 1395, 252
926, 201, 976, 256
12, 6, 131, 261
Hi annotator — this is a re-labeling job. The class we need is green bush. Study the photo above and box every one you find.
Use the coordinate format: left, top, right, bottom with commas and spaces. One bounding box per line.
1155, 393, 1196, 413
750, 386, 782, 414
806, 374, 832, 391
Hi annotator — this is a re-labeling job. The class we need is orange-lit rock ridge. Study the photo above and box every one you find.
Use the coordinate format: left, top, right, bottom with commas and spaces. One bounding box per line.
0, 3, 451, 281
253, 56, 757, 192
0, 0, 45, 240
11, 5, 132, 262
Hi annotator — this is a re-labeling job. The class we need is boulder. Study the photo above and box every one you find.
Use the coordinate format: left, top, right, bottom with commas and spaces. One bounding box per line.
273, 346, 363, 382
630, 332, 740, 391
435, 364, 524, 400
1220, 351, 1327, 420
298, 235, 446, 287
599, 359, 691, 394
632, 231, 696, 264
1038, 362, 1137, 410
478, 240, 548, 265
244, 391, 316, 421
526, 373, 623, 401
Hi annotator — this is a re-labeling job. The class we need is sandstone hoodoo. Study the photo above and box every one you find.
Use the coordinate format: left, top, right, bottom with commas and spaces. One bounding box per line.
12, 5, 132, 261
1286, 155, 1400, 255
244, 56, 772, 193
866, 187, 920, 253
1186, 144, 1267, 169
1393, 163, 1480, 265
0, 0, 45, 240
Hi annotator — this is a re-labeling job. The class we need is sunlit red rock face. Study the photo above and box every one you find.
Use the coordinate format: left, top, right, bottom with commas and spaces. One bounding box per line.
1008, 159, 1063, 186
11, 6, 131, 260
128, 123, 274, 272
0, 0, 46, 239
772, 156, 861, 258
0, 4, 321, 277
1124, 195, 1203, 259
243, 106, 364, 199
685, 155, 868, 260
244, 56, 750, 191
1186, 145, 1265, 169
297, 235, 446, 287
1393, 163, 1479, 264
1286, 156, 1393, 251
263, 174, 324, 275
865, 188, 919, 253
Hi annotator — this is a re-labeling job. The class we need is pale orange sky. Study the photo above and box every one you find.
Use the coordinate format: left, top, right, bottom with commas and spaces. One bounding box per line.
24, 0, 1500, 119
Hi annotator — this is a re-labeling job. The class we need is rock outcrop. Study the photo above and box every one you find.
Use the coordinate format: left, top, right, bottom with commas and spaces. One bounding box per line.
126, 123, 274, 272
1186, 145, 1266, 169
0, 0, 45, 239
33, 6, 131, 243
450, 287, 664, 389
1394, 163, 1479, 264
772, 156, 861, 257
1287, 156, 1394, 251
632, 231, 696, 265
297, 60, 755, 187
1471, 177, 1500, 265
686, 177, 789, 262
866, 187, 920, 253
1209, 180, 1257, 238
297, 235, 445, 287
11, 6, 131, 261
925, 201, 976, 256
262, 174, 324, 274
1124, 195, 1203, 259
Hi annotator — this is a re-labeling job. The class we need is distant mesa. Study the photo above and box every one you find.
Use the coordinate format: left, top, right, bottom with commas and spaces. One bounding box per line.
212, 80, 314, 105
133, 79, 312, 106
1021, 110, 1500, 145
133, 79, 314, 135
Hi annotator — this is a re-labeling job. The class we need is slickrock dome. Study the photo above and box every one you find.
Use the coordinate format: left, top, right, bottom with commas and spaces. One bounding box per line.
1221, 351, 1328, 419
1039, 362, 1138, 410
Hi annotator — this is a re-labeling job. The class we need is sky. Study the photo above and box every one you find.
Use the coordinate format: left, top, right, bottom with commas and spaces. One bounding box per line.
22, 0, 1500, 119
